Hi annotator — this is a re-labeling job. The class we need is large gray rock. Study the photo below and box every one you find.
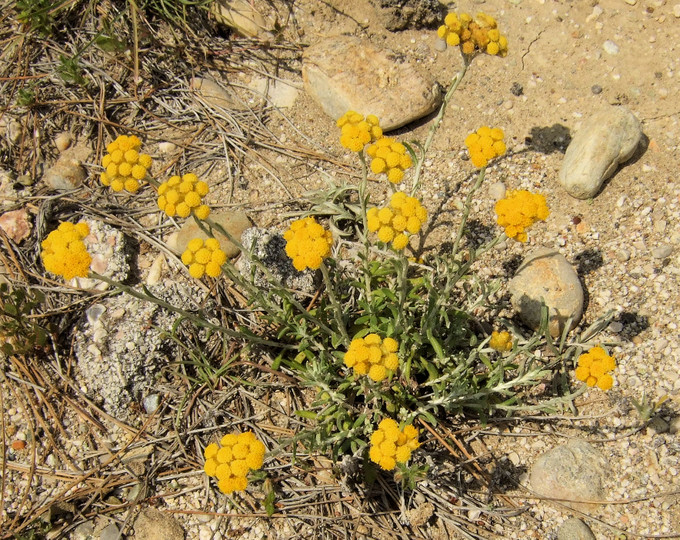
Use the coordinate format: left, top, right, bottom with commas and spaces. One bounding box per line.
529, 439, 609, 511
302, 36, 441, 131
559, 106, 642, 199
509, 248, 583, 337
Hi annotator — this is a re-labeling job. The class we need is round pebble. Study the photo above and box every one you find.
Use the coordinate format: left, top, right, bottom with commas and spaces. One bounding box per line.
591, 84, 603, 94
603, 40, 620, 54
54, 132, 72, 152
652, 245, 673, 259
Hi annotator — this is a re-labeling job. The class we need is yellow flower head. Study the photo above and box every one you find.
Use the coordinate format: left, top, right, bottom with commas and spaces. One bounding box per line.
157, 173, 210, 219
203, 431, 266, 494
369, 418, 419, 470
574, 346, 616, 391
366, 192, 427, 251
438, 12, 508, 58
343, 334, 400, 382
40, 221, 92, 280
465, 126, 506, 168
100, 135, 152, 193
283, 217, 333, 271
489, 330, 512, 352
337, 111, 383, 152
494, 190, 549, 242
181, 237, 227, 279
367, 137, 413, 184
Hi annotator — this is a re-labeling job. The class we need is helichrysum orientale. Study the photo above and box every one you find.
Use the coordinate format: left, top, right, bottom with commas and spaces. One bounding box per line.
337, 110, 383, 152
367, 136, 413, 184
181, 238, 227, 279
574, 346, 616, 391
343, 334, 399, 382
495, 190, 549, 242
283, 217, 334, 271
40, 222, 92, 280
489, 330, 513, 352
366, 191, 428, 251
203, 432, 266, 494
100, 135, 153, 193
437, 12, 508, 57
157, 173, 210, 219
369, 418, 420, 471
464, 126, 506, 168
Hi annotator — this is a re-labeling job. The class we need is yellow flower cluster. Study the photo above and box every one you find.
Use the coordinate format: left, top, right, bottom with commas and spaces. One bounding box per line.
369, 418, 420, 471
41, 222, 92, 280
574, 346, 616, 391
489, 330, 512, 352
495, 190, 549, 242
437, 12, 508, 57
465, 126, 506, 168
157, 173, 210, 220
100, 135, 152, 193
337, 110, 383, 152
181, 238, 227, 279
283, 217, 333, 271
367, 137, 413, 184
203, 432, 266, 494
367, 192, 427, 251
343, 334, 399, 382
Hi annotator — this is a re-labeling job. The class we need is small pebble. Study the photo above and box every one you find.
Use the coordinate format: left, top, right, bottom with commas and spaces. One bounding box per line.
591, 84, 603, 94
11, 440, 26, 451
608, 321, 623, 333
674, 4, 680, 17
158, 141, 177, 154
616, 249, 631, 262
652, 245, 673, 259
625, 0, 637, 4
143, 394, 161, 414
510, 82, 524, 96
603, 40, 620, 55
54, 132, 72, 152
434, 39, 447, 52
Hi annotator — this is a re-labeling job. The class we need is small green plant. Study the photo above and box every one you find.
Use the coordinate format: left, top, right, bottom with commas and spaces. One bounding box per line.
36, 9, 617, 500
15, 0, 57, 35
0, 283, 49, 356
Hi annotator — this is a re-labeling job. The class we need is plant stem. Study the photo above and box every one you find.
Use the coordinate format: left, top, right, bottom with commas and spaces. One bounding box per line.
412, 61, 469, 195
357, 152, 373, 300
451, 166, 486, 257
90, 272, 292, 349
320, 262, 349, 344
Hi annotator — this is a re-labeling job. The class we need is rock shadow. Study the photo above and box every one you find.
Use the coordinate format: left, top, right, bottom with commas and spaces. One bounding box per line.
525, 124, 571, 154
614, 311, 649, 340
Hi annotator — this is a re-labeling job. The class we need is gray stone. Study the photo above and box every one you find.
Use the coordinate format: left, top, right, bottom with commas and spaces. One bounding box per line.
652, 244, 673, 259
557, 517, 596, 540
167, 211, 251, 259
132, 508, 184, 540
236, 227, 317, 299
302, 36, 441, 131
508, 248, 584, 337
529, 439, 608, 511
143, 394, 160, 414
559, 106, 642, 199
99, 523, 120, 540
71, 520, 95, 540
603, 40, 620, 55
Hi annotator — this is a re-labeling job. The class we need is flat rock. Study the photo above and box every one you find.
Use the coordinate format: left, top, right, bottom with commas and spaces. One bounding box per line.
557, 517, 596, 540
559, 106, 642, 199
167, 211, 251, 259
210, 0, 267, 38
190, 77, 249, 111
302, 36, 441, 131
509, 248, 583, 337
529, 439, 608, 511
132, 508, 184, 540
